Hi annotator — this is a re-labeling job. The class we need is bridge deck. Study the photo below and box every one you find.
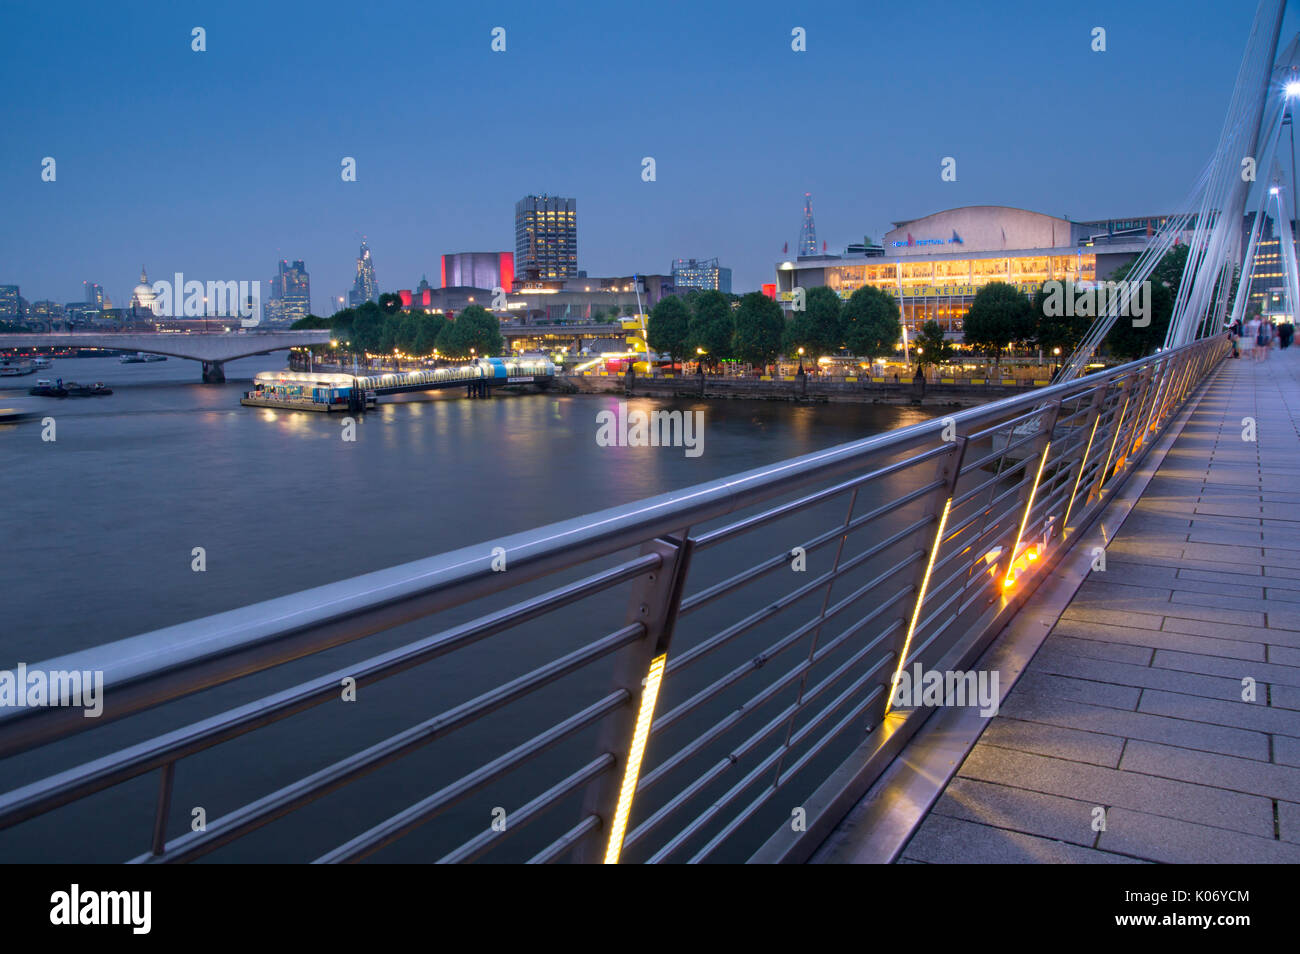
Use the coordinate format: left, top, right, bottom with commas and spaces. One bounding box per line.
893, 352, 1300, 863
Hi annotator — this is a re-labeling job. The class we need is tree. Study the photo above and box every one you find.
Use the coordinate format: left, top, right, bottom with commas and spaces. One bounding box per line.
412, 313, 446, 355
686, 289, 734, 368
350, 302, 386, 355
1105, 281, 1173, 361
784, 285, 842, 358
732, 292, 786, 370
1032, 281, 1092, 358
290, 313, 331, 330
1103, 244, 1187, 361
913, 320, 953, 373
962, 282, 1034, 366
841, 285, 901, 358
378, 292, 403, 315
647, 295, 691, 366
436, 304, 503, 358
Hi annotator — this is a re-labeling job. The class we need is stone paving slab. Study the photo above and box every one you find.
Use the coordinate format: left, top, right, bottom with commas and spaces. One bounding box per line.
901, 352, 1300, 864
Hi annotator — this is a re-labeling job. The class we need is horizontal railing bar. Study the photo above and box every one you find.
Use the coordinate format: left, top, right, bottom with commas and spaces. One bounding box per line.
528, 815, 601, 864
679, 478, 941, 617
647, 580, 911, 771
436, 755, 614, 864
0, 557, 655, 828
626, 608, 907, 846
694, 686, 887, 863
131, 628, 640, 863
666, 513, 930, 676
691, 447, 948, 550
314, 692, 626, 864
647, 659, 889, 863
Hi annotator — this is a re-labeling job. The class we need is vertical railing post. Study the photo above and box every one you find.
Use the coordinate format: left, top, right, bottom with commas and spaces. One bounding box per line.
1062, 383, 1109, 535
885, 436, 967, 713
574, 533, 693, 864
1120, 361, 1158, 463
150, 762, 176, 857
999, 401, 1061, 591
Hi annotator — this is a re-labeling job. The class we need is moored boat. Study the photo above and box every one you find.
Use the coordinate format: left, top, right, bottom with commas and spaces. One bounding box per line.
65, 382, 113, 397
29, 379, 68, 397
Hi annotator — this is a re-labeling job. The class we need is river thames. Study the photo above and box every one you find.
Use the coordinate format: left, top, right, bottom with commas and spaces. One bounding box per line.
1, 355, 937, 861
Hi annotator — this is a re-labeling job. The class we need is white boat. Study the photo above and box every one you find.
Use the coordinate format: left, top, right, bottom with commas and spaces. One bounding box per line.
32, 357, 52, 370
0, 358, 36, 377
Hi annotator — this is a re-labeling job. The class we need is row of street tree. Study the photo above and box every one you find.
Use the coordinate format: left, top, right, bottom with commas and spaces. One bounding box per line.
647, 245, 1196, 371
293, 294, 503, 359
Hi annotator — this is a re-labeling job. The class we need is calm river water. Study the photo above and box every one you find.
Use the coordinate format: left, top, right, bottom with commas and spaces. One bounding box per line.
0, 355, 937, 862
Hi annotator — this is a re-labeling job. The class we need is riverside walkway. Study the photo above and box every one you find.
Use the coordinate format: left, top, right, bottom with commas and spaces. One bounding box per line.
838, 350, 1300, 864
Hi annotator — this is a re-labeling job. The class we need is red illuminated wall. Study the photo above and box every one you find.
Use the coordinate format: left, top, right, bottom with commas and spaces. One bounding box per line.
440, 255, 447, 290
499, 252, 514, 293
761, 283, 777, 299
421, 288, 431, 307
398, 289, 412, 307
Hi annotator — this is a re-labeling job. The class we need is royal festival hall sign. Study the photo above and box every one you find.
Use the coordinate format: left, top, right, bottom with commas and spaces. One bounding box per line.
891, 230, 964, 249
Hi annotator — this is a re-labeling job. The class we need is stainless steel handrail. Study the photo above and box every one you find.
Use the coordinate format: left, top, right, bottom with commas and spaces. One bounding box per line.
0, 335, 1229, 863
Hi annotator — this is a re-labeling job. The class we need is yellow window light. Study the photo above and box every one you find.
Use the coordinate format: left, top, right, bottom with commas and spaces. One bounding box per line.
604, 653, 668, 864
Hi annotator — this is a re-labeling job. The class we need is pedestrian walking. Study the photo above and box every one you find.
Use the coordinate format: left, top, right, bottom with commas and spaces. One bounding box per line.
1242, 316, 1260, 361
1257, 319, 1273, 361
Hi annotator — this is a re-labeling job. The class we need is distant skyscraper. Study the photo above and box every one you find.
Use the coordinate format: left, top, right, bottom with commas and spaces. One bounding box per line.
515, 195, 577, 280
83, 282, 104, 308
671, 257, 732, 294
268, 259, 311, 324
0, 285, 19, 320
798, 193, 818, 257
349, 240, 378, 306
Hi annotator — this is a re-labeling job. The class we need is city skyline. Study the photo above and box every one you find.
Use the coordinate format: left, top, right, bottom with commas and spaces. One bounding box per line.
4, 0, 1300, 306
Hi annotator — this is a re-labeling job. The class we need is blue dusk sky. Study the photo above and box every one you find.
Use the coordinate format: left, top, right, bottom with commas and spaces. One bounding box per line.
2, 0, 1297, 307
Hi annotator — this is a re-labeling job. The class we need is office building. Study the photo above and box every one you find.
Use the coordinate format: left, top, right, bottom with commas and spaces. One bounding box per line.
349, 240, 378, 306
515, 195, 577, 280
671, 257, 732, 294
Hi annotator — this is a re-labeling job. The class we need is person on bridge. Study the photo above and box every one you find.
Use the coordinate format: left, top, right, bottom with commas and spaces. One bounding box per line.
1256, 319, 1273, 362
1242, 316, 1259, 361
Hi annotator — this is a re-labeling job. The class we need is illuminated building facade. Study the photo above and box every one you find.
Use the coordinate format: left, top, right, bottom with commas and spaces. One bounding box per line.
515, 195, 577, 280
349, 240, 378, 306
441, 252, 514, 293
671, 257, 732, 294
1242, 210, 1296, 319
775, 206, 1159, 337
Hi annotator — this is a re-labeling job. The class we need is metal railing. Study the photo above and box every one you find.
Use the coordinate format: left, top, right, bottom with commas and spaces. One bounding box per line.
0, 335, 1229, 863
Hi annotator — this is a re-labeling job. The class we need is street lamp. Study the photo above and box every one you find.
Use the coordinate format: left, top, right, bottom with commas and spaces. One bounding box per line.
797, 346, 805, 374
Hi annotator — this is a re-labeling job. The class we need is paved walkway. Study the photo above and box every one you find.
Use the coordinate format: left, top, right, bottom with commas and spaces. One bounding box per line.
900, 347, 1300, 864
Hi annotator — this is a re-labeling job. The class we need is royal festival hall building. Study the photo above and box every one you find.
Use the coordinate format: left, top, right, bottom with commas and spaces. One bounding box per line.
774, 206, 1185, 338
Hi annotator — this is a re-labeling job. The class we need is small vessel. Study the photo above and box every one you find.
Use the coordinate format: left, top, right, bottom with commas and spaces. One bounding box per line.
143, 354, 167, 362
65, 382, 113, 397
29, 379, 68, 397
121, 352, 167, 363
32, 357, 52, 370
0, 358, 36, 377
